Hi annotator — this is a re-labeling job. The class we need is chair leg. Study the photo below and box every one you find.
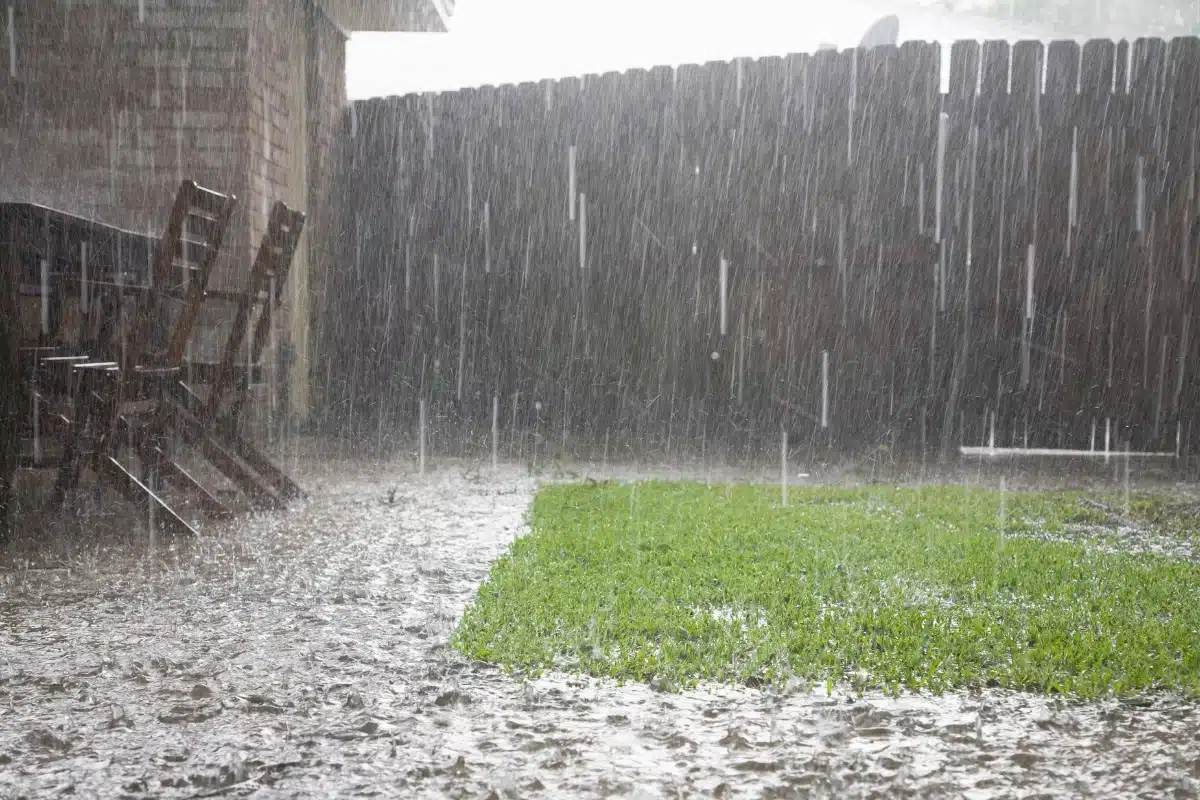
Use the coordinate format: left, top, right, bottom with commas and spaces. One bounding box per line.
52, 375, 95, 507
0, 464, 12, 541
0, 399, 14, 540
143, 445, 231, 519
173, 404, 281, 510
121, 409, 224, 517
95, 455, 197, 537
216, 417, 305, 500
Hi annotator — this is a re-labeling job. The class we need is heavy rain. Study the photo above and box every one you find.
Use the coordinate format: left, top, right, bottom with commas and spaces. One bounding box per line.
2, 0, 1200, 797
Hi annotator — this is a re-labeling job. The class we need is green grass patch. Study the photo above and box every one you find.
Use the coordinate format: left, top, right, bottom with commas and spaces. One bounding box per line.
454, 482, 1200, 698
1124, 494, 1200, 537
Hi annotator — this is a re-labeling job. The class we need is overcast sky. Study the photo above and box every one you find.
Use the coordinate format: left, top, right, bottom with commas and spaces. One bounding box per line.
346, 0, 1071, 100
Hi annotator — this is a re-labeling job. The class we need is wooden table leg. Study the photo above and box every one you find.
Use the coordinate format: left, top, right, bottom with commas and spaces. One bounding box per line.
1, 241, 19, 540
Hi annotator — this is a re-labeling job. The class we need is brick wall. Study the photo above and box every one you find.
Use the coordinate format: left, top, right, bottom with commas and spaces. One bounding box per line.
0, 0, 253, 292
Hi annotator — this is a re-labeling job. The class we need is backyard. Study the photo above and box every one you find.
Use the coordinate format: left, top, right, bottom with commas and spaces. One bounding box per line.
4, 1, 1200, 797
2, 452, 1199, 798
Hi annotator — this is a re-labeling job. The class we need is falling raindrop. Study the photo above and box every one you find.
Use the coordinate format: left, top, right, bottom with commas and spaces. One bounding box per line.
1175, 313, 1190, 411
821, 351, 830, 430
1154, 334, 1167, 440
578, 192, 587, 270
509, 391, 520, 456
31, 390, 40, 466
998, 476, 1007, 534
418, 398, 427, 475
466, 151, 473, 228
404, 228, 412, 310
718, 255, 728, 337
433, 252, 440, 324
568, 145, 577, 221
269, 274, 279, 435
561, 387, 569, 451
39, 258, 48, 336
152, 45, 161, 108
179, 46, 189, 177
1135, 155, 1146, 234
79, 241, 89, 309
780, 428, 788, 507
837, 206, 848, 305
483, 200, 490, 273
6, 4, 14, 79
934, 112, 948, 243
1067, 126, 1079, 254
917, 161, 927, 235
492, 394, 500, 473
1022, 243, 1035, 389
457, 260, 466, 402
1123, 445, 1131, 517
147, 465, 157, 551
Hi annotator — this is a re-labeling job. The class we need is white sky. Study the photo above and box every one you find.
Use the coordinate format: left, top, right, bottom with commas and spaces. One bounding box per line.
346, 0, 1065, 99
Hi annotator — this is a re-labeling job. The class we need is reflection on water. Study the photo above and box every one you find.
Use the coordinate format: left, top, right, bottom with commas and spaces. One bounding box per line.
1, 456, 1197, 798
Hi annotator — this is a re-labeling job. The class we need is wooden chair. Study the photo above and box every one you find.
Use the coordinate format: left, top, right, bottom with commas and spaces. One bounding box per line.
49, 180, 237, 535
145, 200, 308, 511
184, 200, 307, 504
21, 187, 308, 537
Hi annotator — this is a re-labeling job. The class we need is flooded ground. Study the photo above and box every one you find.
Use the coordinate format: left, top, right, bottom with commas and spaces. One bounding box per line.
2, 451, 1199, 798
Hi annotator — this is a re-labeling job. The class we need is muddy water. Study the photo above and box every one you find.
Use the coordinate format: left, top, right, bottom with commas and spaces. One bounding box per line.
1, 457, 1198, 798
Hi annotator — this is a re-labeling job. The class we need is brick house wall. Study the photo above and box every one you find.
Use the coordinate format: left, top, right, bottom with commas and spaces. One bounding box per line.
244, 0, 347, 422
0, 0, 349, 422
0, 0, 253, 283
303, 5, 347, 422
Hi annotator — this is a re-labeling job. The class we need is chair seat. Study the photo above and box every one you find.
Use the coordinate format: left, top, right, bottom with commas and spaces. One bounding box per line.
133, 365, 182, 378
182, 360, 264, 385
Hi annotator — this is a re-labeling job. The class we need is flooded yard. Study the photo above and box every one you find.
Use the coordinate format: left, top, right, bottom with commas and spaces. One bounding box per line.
2, 455, 1199, 798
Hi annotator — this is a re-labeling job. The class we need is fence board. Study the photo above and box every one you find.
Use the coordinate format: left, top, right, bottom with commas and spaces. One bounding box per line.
1068, 39, 1116, 445
1160, 37, 1200, 444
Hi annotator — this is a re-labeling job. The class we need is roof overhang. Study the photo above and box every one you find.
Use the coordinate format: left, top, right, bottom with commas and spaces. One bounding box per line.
316, 0, 453, 32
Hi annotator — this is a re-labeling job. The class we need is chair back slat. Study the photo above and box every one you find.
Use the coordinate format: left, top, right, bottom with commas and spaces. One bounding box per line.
203, 201, 305, 423
121, 180, 235, 373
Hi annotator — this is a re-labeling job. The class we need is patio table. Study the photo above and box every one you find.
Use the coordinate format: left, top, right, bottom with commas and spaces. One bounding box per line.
1, 203, 158, 536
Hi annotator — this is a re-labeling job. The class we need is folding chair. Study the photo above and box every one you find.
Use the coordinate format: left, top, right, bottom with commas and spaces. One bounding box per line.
188, 200, 307, 502
144, 200, 308, 511
49, 180, 237, 535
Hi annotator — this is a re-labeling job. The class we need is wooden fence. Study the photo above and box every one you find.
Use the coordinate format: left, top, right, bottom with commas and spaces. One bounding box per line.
318, 36, 1200, 461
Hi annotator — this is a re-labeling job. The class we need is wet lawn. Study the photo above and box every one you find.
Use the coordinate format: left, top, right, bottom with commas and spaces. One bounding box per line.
455, 481, 1200, 698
